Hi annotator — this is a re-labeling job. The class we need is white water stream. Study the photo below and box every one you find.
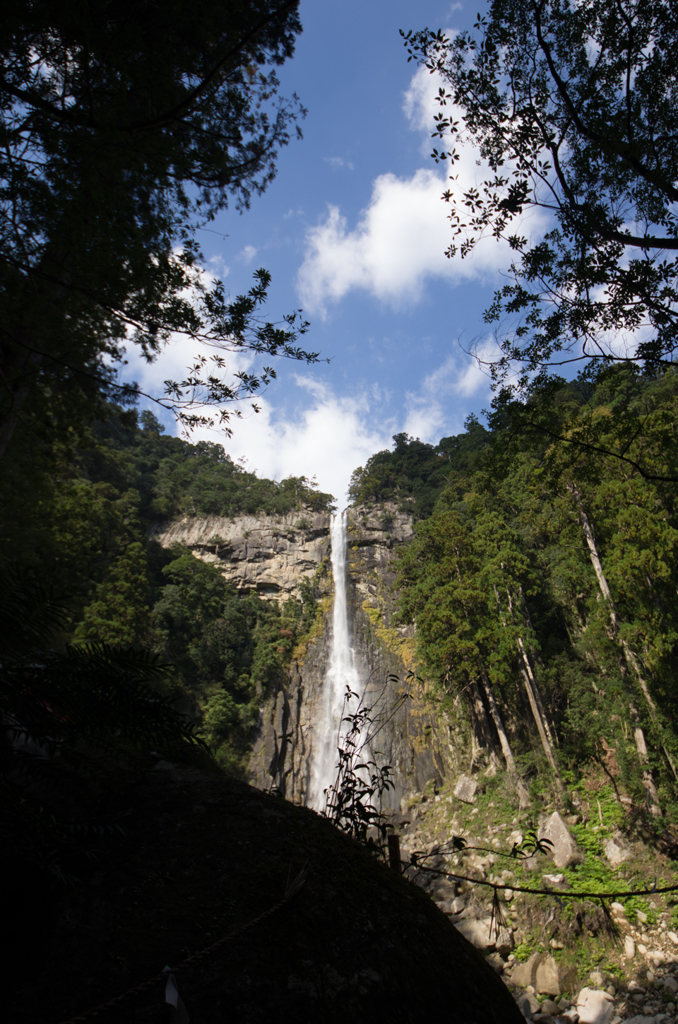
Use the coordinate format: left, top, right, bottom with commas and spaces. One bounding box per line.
309, 512, 364, 810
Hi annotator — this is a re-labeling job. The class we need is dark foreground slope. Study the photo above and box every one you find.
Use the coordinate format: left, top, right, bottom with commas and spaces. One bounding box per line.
7, 755, 523, 1024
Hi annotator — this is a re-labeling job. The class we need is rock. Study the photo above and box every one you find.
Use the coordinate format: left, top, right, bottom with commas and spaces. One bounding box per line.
625, 936, 637, 958
541, 998, 561, 1014
543, 873, 568, 888
610, 902, 626, 916
664, 976, 678, 994
637, 911, 649, 924
589, 970, 604, 986
575, 986, 615, 1024
624, 1018, 670, 1023
454, 916, 513, 954
668, 931, 678, 945
604, 832, 632, 867
485, 952, 505, 973
639, 943, 648, 955
511, 953, 570, 996
454, 774, 478, 804
538, 812, 585, 870
152, 510, 331, 600
516, 991, 541, 1017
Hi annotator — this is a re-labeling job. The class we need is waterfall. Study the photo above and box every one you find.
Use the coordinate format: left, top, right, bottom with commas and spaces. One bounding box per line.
309, 511, 363, 810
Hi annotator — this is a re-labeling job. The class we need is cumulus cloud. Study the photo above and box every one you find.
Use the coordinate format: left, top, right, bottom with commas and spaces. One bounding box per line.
297, 61, 551, 317
212, 377, 395, 509
402, 342, 498, 442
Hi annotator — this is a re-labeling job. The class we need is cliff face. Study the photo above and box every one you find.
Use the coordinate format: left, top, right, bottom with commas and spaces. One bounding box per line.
151, 503, 451, 808
151, 510, 331, 600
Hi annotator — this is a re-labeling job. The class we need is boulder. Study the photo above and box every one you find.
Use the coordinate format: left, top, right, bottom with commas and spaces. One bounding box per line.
455, 774, 478, 804
575, 986, 615, 1024
604, 831, 632, 868
510, 953, 573, 997
515, 991, 540, 1017
538, 811, 585, 870
454, 915, 513, 955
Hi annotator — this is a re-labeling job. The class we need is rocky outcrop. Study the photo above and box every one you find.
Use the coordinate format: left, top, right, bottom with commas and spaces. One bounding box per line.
150, 510, 330, 600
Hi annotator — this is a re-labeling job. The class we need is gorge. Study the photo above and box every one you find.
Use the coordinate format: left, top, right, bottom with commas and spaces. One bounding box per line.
6, 395, 678, 1022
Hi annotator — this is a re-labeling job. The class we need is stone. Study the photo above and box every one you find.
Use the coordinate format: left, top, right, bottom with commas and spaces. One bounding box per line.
485, 952, 505, 973
590, 970, 604, 986
543, 873, 568, 888
515, 991, 540, 1017
610, 902, 626, 916
624, 1018, 671, 1023
541, 998, 560, 1014
664, 976, 678, 994
454, 774, 478, 804
575, 986, 615, 1024
637, 911, 649, 924
604, 832, 632, 868
669, 932, 678, 945
538, 812, 585, 870
624, 937, 636, 960
453, 916, 513, 954
511, 953, 569, 996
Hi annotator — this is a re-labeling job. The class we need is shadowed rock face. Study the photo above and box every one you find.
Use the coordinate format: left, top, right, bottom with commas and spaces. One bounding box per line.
6, 763, 525, 1024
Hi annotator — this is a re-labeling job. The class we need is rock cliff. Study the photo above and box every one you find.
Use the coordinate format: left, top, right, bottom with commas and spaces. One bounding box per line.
151, 510, 330, 600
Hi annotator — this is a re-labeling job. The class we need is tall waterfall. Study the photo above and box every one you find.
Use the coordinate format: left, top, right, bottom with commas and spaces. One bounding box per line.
309, 511, 363, 810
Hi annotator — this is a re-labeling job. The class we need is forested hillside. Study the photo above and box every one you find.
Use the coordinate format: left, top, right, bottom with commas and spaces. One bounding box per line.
353, 368, 678, 821
0, 403, 333, 770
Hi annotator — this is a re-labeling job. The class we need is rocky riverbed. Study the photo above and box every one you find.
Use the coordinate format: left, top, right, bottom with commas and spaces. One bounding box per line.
395, 780, 678, 1024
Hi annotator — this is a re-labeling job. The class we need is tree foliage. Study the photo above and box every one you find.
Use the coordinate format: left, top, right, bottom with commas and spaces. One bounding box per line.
0, 401, 329, 773
0, 0, 316, 455
403, 0, 678, 401
0, 565, 202, 878
392, 369, 678, 812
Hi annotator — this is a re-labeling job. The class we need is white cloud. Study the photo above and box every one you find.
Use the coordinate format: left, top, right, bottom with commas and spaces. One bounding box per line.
298, 168, 514, 315
120, 323, 495, 509
297, 60, 551, 318
402, 342, 497, 441
238, 244, 258, 264
325, 156, 354, 171
187, 377, 396, 510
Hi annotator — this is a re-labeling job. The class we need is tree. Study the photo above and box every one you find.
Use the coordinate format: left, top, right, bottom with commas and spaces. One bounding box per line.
0, 0, 316, 456
403, 0, 678, 401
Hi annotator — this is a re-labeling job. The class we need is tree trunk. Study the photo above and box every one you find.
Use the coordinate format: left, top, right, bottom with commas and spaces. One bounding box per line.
467, 675, 500, 769
569, 485, 670, 806
477, 663, 530, 808
493, 584, 562, 784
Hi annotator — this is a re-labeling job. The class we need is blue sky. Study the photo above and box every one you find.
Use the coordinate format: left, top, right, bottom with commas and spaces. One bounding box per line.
124, 0, 547, 508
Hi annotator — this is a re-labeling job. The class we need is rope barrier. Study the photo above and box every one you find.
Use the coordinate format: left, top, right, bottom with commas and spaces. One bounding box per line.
406, 860, 678, 901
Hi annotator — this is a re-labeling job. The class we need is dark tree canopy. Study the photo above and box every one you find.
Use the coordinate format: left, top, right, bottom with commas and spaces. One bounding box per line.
404, 0, 678, 401
0, 0, 315, 454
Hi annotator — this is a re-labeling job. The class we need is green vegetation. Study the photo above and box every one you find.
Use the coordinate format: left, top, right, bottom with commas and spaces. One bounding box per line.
386, 368, 678, 820
0, 402, 332, 771
348, 417, 490, 519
